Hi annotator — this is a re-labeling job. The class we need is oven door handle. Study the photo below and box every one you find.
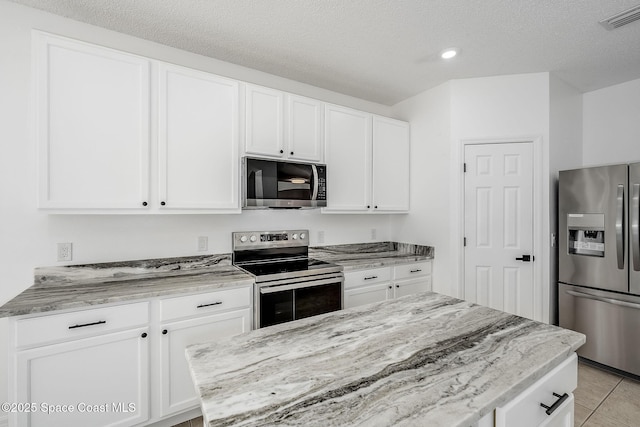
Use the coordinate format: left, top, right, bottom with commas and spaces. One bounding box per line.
259, 276, 343, 294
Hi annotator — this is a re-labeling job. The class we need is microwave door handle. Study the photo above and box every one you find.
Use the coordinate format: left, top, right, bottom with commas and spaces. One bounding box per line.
633, 183, 640, 271
311, 164, 319, 201
616, 184, 625, 269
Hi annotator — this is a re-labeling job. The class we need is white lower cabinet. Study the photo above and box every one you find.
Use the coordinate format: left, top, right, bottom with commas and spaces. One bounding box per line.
158, 288, 251, 418
494, 353, 577, 427
393, 276, 433, 298
11, 303, 150, 427
344, 282, 392, 308
344, 260, 433, 309
159, 310, 250, 417
8, 285, 252, 427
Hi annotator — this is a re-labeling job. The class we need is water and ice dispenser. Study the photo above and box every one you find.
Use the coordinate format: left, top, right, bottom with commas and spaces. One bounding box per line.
567, 213, 605, 257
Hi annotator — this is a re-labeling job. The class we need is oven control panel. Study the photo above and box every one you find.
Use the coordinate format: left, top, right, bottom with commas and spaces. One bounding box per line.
232, 230, 309, 250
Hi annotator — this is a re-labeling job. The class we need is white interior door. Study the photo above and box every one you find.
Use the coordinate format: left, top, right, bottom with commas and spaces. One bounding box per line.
464, 142, 534, 319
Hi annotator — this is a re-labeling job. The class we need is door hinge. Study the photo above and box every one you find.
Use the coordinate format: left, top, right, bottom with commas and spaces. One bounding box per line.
463, 163, 467, 173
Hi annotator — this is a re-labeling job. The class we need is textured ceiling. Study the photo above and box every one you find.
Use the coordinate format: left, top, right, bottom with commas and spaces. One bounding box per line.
8, 0, 640, 105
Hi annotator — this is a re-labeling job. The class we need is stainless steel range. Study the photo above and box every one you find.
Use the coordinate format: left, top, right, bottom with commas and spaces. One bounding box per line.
232, 230, 344, 329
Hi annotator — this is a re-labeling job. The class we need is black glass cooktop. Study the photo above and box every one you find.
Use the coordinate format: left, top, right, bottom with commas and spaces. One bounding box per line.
238, 258, 333, 277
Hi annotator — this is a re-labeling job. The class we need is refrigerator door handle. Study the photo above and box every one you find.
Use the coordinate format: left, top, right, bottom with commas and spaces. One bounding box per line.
616, 184, 625, 269
633, 183, 640, 271
566, 289, 640, 311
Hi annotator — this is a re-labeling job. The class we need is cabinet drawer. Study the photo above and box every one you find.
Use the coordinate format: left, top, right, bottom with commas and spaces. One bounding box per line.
394, 261, 432, 280
344, 267, 391, 289
495, 353, 578, 427
160, 286, 251, 322
15, 301, 149, 348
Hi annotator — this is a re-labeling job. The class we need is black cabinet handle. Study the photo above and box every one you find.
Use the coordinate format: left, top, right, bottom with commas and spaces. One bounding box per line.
141, 332, 148, 338
363, 276, 378, 281
540, 392, 569, 415
395, 284, 399, 288
197, 301, 223, 309
410, 269, 422, 273
161, 201, 166, 206
367, 205, 371, 209
142, 201, 148, 207
162, 329, 168, 335
68, 320, 106, 330
388, 285, 392, 289
374, 205, 378, 209
279, 149, 284, 154
290, 151, 294, 155
516, 255, 533, 262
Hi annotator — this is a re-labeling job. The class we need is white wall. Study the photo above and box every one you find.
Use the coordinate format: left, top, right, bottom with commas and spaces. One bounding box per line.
392, 73, 555, 307
391, 82, 451, 295
583, 78, 640, 166
549, 75, 583, 324
450, 73, 551, 316
0, 1, 397, 407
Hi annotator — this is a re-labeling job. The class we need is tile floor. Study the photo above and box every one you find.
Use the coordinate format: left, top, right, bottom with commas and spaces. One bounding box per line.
174, 360, 640, 427
574, 360, 640, 427
173, 416, 203, 427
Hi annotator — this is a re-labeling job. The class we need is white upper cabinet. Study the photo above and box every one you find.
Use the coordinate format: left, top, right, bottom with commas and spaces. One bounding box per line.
158, 64, 239, 211
324, 104, 372, 212
244, 84, 285, 157
323, 106, 410, 213
36, 32, 151, 210
245, 86, 323, 163
372, 116, 410, 212
36, 32, 241, 213
286, 94, 323, 162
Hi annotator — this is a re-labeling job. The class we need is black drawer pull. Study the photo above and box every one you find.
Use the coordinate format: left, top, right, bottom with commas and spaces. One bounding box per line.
540, 392, 569, 415
68, 320, 106, 330
197, 301, 223, 309
410, 269, 422, 273
363, 276, 378, 280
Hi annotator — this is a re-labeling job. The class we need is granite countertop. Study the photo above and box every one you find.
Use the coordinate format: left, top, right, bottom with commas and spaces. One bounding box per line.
0, 242, 434, 318
186, 292, 585, 427
0, 255, 253, 318
310, 242, 433, 271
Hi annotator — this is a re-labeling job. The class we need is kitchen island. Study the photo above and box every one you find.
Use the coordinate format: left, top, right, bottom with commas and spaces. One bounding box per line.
186, 292, 584, 427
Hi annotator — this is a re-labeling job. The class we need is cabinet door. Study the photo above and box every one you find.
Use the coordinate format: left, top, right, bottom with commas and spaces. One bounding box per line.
35, 32, 150, 209
344, 283, 392, 309
159, 308, 251, 417
158, 64, 239, 210
324, 104, 372, 211
393, 277, 432, 299
286, 94, 323, 162
245, 84, 284, 157
15, 328, 149, 427
372, 116, 410, 212
495, 353, 577, 427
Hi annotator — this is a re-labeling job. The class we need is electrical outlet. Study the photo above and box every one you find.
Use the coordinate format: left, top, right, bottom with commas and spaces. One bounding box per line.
317, 230, 325, 244
197, 236, 208, 252
371, 228, 377, 240
57, 243, 72, 262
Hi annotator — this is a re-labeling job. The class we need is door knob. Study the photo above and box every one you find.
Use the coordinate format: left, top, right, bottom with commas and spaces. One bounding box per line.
515, 255, 533, 262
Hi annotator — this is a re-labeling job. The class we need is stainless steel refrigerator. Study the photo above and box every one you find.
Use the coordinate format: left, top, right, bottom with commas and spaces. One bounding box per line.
558, 163, 640, 376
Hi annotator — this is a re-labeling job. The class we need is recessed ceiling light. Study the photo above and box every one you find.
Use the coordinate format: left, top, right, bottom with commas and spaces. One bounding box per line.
441, 48, 459, 59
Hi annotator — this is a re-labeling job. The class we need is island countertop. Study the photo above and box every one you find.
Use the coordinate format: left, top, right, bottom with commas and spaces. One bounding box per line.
186, 292, 585, 427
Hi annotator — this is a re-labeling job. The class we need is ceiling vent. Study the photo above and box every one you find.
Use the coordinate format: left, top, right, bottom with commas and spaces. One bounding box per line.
599, 4, 640, 30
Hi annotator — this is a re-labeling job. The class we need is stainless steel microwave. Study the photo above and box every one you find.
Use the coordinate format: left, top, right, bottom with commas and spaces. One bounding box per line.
242, 157, 327, 209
